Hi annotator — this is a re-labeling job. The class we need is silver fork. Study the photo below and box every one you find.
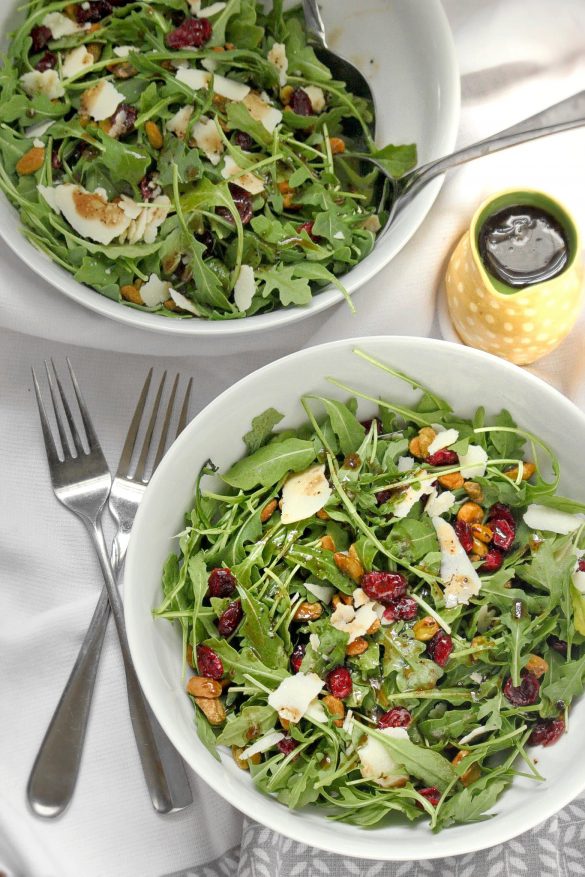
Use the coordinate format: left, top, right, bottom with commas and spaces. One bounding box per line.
28, 362, 193, 817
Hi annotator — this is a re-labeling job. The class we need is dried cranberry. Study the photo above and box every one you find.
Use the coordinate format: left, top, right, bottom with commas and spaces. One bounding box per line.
35, 51, 57, 72
528, 717, 565, 747
216, 183, 253, 225
479, 548, 504, 573
217, 600, 243, 637
361, 417, 383, 433
139, 173, 160, 202
290, 643, 305, 673
426, 449, 459, 466
196, 644, 224, 679
579, 559, 585, 572
277, 737, 299, 756
427, 630, 453, 667
166, 17, 212, 49
30, 25, 52, 53
234, 130, 254, 151
375, 488, 394, 506
487, 503, 515, 527
491, 518, 515, 552
290, 87, 313, 116
361, 571, 407, 605
378, 707, 411, 729
76, 0, 113, 23
196, 230, 214, 257
417, 787, 441, 808
51, 147, 62, 171
296, 220, 316, 240
326, 666, 352, 699
208, 567, 237, 598
384, 596, 417, 621
547, 635, 568, 656
110, 103, 137, 138
454, 520, 474, 554
503, 670, 540, 706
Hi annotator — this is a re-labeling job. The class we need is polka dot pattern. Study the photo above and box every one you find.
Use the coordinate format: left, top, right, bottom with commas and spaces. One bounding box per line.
445, 231, 583, 365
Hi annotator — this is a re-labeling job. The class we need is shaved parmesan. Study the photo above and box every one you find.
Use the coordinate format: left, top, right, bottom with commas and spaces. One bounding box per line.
303, 85, 326, 113
523, 504, 583, 535
169, 288, 201, 316
397, 455, 415, 473
458, 444, 488, 478
118, 195, 171, 245
281, 463, 331, 524
39, 184, 130, 245
390, 469, 435, 518
330, 601, 378, 644
176, 67, 250, 102
188, 0, 201, 10
459, 725, 490, 746
358, 728, 409, 788
243, 92, 282, 133
42, 11, 86, 39
309, 633, 321, 651
139, 274, 170, 307
239, 730, 284, 760
166, 106, 194, 140
267, 672, 324, 723
198, 1, 227, 15
25, 120, 54, 139
342, 709, 354, 735
176, 67, 210, 91
305, 698, 327, 723
433, 516, 482, 608
221, 155, 264, 194
425, 489, 456, 518
304, 582, 334, 604
233, 264, 256, 312
62, 45, 94, 79
267, 42, 288, 86
20, 70, 64, 100
81, 80, 124, 121
113, 46, 134, 58
573, 568, 585, 594
352, 588, 369, 609
190, 115, 224, 164
427, 429, 459, 455
201, 57, 218, 73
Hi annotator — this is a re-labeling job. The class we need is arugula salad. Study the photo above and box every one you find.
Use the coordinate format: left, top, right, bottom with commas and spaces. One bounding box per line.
0, 0, 415, 320
155, 350, 585, 831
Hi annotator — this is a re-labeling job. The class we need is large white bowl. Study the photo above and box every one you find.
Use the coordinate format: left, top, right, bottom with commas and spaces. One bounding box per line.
0, 1, 459, 339
125, 336, 585, 860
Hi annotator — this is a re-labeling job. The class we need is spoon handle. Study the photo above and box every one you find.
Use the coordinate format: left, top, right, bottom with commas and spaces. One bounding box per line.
401, 90, 585, 204
302, 0, 328, 49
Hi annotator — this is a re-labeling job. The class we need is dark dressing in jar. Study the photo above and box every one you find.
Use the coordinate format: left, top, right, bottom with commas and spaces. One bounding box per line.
478, 204, 569, 289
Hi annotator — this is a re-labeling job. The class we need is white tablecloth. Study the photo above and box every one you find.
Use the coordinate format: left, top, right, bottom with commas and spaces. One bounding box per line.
1, 2, 584, 875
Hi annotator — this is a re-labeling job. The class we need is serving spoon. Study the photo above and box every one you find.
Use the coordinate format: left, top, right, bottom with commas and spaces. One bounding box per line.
302, 0, 585, 231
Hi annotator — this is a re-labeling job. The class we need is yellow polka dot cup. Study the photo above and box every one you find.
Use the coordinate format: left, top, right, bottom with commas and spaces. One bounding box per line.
445, 190, 583, 364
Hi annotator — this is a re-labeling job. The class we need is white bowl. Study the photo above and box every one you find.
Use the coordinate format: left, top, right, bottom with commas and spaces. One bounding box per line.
0, 1, 459, 339
125, 336, 585, 860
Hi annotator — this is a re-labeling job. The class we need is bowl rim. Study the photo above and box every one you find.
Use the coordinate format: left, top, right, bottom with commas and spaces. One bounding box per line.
0, 0, 460, 338
125, 335, 585, 860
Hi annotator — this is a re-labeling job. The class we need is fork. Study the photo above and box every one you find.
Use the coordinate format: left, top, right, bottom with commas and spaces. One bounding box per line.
27, 362, 193, 817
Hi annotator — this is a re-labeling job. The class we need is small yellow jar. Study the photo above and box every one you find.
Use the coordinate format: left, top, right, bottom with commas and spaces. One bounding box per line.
445, 190, 583, 364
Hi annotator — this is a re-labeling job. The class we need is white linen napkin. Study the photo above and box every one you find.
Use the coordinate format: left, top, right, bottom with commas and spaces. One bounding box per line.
1, 2, 584, 876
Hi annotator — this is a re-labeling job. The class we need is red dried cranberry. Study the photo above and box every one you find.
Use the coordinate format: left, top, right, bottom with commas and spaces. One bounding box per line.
35, 51, 57, 72
479, 548, 504, 573
196, 644, 224, 679
375, 488, 394, 506
216, 183, 253, 225
427, 630, 453, 667
196, 230, 214, 258
487, 503, 515, 527
426, 449, 459, 466
378, 707, 412, 729
234, 130, 254, 151
139, 173, 160, 202
503, 670, 540, 706
579, 559, 585, 572
110, 103, 137, 138
547, 635, 568, 656
51, 147, 62, 171
277, 737, 299, 756
76, 1, 113, 23
166, 17, 212, 49
417, 787, 441, 808
296, 220, 316, 240
30, 25, 52, 53
290, 643, 305, 673
491, 518, 515, 552
208, 567, 237, 598
384, 596, 417, 621
361, 417, 383, 433
454, 520, 474, 554
528, 717, 565, 747
361, 571, 408, 605
217, 600, 243, 637
290, 87, 313, 116
326, 666, 352, 699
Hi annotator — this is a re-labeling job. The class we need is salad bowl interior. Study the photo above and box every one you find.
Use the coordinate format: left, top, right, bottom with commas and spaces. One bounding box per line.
125, 336, 585, 860
0, 0, 459, 341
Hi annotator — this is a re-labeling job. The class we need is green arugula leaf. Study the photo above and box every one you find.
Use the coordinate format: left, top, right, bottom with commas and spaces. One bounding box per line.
223, 438, 316, 489
307, 396, 365, 455
243, 407, 285, 454
216, 705, 277, 746
368, 143, 417, 179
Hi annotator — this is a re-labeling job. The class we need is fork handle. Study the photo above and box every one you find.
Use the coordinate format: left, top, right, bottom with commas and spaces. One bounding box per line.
86, 520, 193, 814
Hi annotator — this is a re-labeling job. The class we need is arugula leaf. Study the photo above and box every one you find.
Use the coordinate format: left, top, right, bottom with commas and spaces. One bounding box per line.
359, 724, 457, 791
307, 396, 365, 455
95, 131, 150, 187
223, 438, 315, 489
194, 706, 221, 760
258, 265, 313, 307
216, 705, 277, 746
239, 589, 287, 669
369, 143, 417, 179
435, 779, 509, 829
243, 407, 285, 454
540, 653, 585, 715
